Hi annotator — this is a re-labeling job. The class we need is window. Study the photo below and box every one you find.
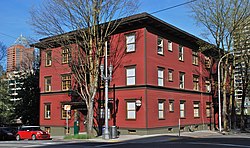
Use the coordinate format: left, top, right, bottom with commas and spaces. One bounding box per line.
62, 48, 70, 64
45, 50, 52, 66
206, 102, 211, 117
180, 101, 185, 118
193, 75, 199, 91
178, 45, 184, 61
192, 51, 199, 65
61, 104, 71, 119
126, 67, 135, 85
193, 102, 200, 118
168, 40, 172, 51
44, 76, 52, 92
126, 33, 135, 52
168, 69, 173, 81
205, 56, 211, 68
205, 80, 211, 92
127, 101, 136, 119
158, 100, 165, 119
169, 100, 174, 112
44, 103, 51, 119
179, 72, 185, 89
157, 37, 164, 55
158, 68, 164, 86
62, 74, 71, 91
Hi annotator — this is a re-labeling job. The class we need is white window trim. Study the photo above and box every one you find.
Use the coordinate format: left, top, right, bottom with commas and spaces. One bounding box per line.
179, 45, 184, 61
126, 67, 136, 85
127, 101, 136, 119
158, 101, 165, 119
168, 40, 173, 51
158, 68, 164, 86
157, 37, 164, 55
126, 34, 136, 52
179, 72, 185, 89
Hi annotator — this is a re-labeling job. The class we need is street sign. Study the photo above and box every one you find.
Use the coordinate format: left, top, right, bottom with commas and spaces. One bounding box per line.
64, 105, 71, 111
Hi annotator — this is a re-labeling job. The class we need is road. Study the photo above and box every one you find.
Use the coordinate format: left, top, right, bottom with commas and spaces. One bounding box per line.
1, 134, 250, 148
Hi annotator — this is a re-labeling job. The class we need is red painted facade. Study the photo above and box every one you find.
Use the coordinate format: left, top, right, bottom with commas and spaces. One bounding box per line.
38, 13, 216, 136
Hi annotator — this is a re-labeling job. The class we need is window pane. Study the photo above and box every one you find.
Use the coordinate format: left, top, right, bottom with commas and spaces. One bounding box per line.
127, 68, 135, 76
126, 35, 135, 44
127, 102, 136, 110
158, 102, 164, 110
127, 44, 135, 52
158, 79, 163, 86
159, 111, 164, 119
127, 77, 135, 85
168, 41, 172, 51
180, 103, 184, 110
128, 111, 136, 119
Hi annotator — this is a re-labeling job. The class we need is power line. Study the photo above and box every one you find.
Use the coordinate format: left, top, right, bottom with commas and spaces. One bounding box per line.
0, 32, 16, 39
150, 0, 198, 14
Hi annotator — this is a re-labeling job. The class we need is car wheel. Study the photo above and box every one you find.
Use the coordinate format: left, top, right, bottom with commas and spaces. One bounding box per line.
16, 135, 21, 141
31, 134, 36, 140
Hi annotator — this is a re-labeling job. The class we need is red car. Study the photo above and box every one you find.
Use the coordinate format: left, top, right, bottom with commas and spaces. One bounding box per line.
16, 126, 50, 140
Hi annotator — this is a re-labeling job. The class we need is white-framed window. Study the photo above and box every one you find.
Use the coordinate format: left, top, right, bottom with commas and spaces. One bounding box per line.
178, 45, 184, 61
45, 50, 52, 66
206, 102, 211, 117
192, 51, 199, 65
127, 101, 136, 119
205, 80, 211, 92
168, 69, 173, 82
169, 100, 174, 112
158, 68, 164, 86
126, 33, 135, 52
168, 40, 172, 51
126, 67, 136, 85
158, 100, 165, 119
180, 101, 185, 118
157, 37, 164, 55
61, 104, 71, 119
62, 48, 71, 64
45, 76, 52, 92
61, 74, 71, 91
44, 103, 51, 119
179, 72, 185, 89
193, 75, 199, 91
193, 102, 200, 118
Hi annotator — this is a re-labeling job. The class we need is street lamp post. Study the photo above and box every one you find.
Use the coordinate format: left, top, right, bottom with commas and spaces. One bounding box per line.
100, 41, 113, 140
217, 51, 233, 132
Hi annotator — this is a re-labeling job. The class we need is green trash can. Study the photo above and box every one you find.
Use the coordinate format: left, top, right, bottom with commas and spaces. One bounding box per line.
74, 121, 79, 135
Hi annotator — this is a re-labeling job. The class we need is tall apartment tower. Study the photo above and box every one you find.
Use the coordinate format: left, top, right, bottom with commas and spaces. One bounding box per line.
234, 17, 250, 112
6, 35, 34, 101
7, 34, 34, 72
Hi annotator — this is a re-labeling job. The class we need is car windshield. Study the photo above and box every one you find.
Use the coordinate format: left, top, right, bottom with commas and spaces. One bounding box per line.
32, 127, 42, 131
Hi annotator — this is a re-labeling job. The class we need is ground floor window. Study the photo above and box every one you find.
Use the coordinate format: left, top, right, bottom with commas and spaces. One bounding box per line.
193, 101, 200, 118
127, 101, 136, 119
206, 102, 211, 117
158, 100, 165, 119
61, 104, 71, 119
45, 127, 51, 134
180, 101, 185, 118
44, 103, 51, 119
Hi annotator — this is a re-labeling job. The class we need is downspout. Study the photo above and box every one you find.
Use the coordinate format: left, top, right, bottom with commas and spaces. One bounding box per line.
144, 28, 148, 133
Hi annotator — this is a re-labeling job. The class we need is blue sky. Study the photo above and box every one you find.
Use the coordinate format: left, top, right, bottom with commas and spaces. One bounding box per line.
0, 0, 204, 48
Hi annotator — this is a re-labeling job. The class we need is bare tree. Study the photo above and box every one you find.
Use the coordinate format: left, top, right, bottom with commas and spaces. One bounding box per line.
30, 0, 138, 136
190, 0, 250, 131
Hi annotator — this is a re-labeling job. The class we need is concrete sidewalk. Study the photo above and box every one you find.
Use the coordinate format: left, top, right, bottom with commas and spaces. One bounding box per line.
51, 130, 223, 142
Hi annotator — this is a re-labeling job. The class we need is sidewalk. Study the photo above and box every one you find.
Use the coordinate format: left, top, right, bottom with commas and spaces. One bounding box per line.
51, 130, 250, 143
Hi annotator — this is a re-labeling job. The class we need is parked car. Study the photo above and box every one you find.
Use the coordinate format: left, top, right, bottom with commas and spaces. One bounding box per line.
16, 126, 50, 140
0, 127, 16, 141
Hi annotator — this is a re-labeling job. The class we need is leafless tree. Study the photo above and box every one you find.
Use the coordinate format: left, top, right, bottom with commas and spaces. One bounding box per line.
30, 0, 138, 136
190, 0, 250, 131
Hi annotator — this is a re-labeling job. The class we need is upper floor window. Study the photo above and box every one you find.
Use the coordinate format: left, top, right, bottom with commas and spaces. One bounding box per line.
158, 68, 164, 86
127, 101, 136, 119
62, 48, 70, 64
126, 67, 135, 85
44, 76, 52, 92
179, 72, 185, 89
193, 101, 200, 118
157, 37, 164, 55
178, 45, 184, 61
192, 51, 199, 65
168, 40, 172, 51
126, 33, 135, 52
193, 75, 199, 91
158, 100, 165, 119
168, 69, 173, 82
180, 101, 185, 118
44, 103, 51, 119
61, 74, 71, 91
45, 50, 52, 66
205, 80, 211, 92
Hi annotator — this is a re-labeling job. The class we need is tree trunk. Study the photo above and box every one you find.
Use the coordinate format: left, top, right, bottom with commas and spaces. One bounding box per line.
240, 94, 246, 130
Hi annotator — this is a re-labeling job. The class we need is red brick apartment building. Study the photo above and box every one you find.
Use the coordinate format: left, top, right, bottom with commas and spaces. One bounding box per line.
34, 13, 218, 136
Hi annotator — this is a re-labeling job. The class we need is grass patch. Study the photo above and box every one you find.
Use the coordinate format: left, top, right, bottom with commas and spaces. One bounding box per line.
64, 134, 92, 139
